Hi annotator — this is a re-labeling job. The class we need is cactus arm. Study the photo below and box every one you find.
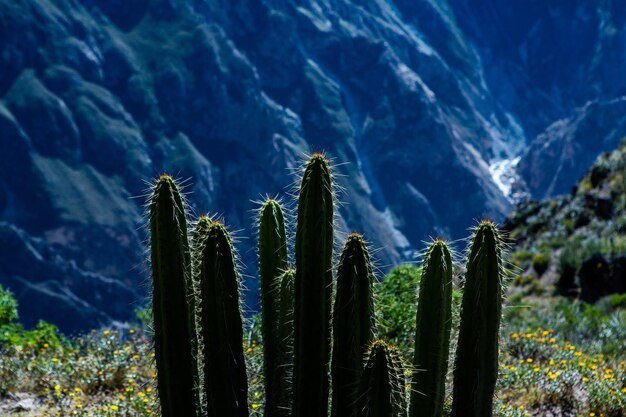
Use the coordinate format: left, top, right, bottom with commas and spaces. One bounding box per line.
196, 219, 249, 417
451, 220, 503, 417
276, 268, 296, 414
410, 240, 453, 417
358, 340, 406, 417
149, 175, 198, 417
293, 154, 334, 417
332, 233, 376, 417
258, 199, 289, 417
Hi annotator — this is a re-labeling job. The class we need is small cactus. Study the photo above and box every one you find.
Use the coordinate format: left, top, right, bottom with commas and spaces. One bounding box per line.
195, 218, 249, 417
293, 153, 335, 417
258, 198, 289, 417
452, 220, 504, 417
148, 174, 198, 417
277, 268, 296, 414
410, 239, 453, 417
277, 268, 295, 355
358, 340, 407, 417
332, 233, 376, 417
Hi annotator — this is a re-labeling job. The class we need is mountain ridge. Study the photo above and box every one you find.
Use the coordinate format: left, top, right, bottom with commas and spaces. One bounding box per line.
1, 0, 625, 331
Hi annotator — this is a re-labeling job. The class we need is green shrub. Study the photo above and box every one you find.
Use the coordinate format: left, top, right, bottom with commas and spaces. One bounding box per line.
596, 293, 626, 312
511, 249, 533, 268
375, 264, 421, 357
0, 321, 66, 350
0, 284, 18, 326
532, 252, 551, 276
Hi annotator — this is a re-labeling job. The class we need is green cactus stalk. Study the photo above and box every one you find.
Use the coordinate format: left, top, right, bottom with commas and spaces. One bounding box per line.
409, 239, 453, 417
276, 268, 296, 414
332, 233, 376, 417
293, 153, 334, 417
258, 198, 289, 417
277, 268, 295, 355
358, 340, 407, 417
148, 174, 198, 417
195, 217, 249, 417
452, 220, 503, 417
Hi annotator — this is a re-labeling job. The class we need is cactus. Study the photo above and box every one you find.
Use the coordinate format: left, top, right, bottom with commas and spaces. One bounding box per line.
258, 199, 289, 417
148, 174, 198, 417
452, 220, 503, 417
358, 340, 407, 417
332, 233, 376, 417
195, 217, 249, 417
409, 239, 453, 417
277, 268, 295, 355
293, 153, 334, 417
276, 268, 296, 414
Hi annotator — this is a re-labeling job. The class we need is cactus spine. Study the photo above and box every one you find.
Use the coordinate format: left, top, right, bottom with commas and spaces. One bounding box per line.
258, 199, 289, 417
452, 220, 503, 417
358, 340, 407, 417
293, 153, 334, 417
148, 174, 198, 417
332, 233, 376, 417
409, 240, 453, 417
195, 217, 249, 417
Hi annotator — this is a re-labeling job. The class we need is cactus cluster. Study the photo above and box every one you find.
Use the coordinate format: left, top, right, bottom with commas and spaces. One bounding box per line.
147, 155, 506, 417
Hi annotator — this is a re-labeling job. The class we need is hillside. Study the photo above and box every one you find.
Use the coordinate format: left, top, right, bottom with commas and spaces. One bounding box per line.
505, 139, 626, 302
2, 0, 626, 331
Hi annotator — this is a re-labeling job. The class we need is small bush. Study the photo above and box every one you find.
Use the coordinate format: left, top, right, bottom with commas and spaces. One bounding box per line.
375, 264, 421, 356
512, 249, 534, 268
532, 252, 551, 276
0, 284, 18, 326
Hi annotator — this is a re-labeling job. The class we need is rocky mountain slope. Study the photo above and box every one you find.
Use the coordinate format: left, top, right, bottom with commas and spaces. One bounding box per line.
1, 0, 625, 331
505, 139, 626, 302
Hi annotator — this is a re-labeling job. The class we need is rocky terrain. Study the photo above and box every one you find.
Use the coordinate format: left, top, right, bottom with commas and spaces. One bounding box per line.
1, 0, 625, 331
505, 139, 626, 302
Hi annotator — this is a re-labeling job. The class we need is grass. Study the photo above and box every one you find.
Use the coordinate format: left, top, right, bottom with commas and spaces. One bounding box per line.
0, 266, 625, 416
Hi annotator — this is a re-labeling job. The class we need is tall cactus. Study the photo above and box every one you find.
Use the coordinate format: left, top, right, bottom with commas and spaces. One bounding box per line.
332, 233, 376, 417
358, 340, 407, 417
195, 218, 249, 417
258, 198, 289, 417
148, 174, 198, 417
293, 153, 334, 417
452, 220, 503, 417
410, 239, 453, 417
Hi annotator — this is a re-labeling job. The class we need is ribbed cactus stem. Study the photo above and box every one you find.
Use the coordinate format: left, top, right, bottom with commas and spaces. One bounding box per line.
277, 268, 296, 413
293, 153, 334, 417
332, 233, 376, 417
358, 340, 407, 417
149, 174, 198, 417
452, 220, 503, 417
195, 218, 249, 417
258, 199, 289, 417
410, 239, 453, 417
277, 268, 295, 354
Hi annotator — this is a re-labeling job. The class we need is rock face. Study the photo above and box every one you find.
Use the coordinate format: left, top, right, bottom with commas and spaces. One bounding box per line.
517, 98, 626, 198
0, 0, 624, 331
